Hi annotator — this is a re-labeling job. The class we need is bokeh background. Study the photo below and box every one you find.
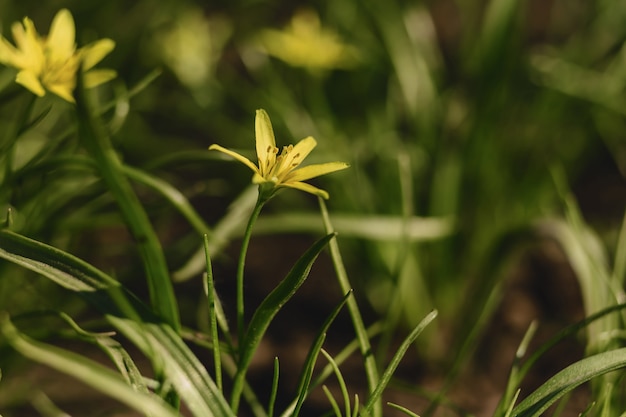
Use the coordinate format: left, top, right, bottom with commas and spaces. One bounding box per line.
0, 0, 625, 416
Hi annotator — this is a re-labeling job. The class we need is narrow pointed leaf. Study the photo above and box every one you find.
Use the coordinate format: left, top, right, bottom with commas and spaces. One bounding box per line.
290, 291, 352, 417
0, 229, 234, 417
1, 316, 178, 417
512, 348, 626, 417
75, 69, 180, 331
364, 310, 438, 413
230, 233, 335, 410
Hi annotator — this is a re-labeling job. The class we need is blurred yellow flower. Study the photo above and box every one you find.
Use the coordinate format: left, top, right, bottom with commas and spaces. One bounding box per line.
155, 8, 231, 89
210, 109, 349, 199
0, 9, 116, 103
258, 9, 359, 71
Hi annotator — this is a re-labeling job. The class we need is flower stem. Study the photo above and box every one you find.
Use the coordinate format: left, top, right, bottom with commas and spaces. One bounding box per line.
235, 191, 267, 346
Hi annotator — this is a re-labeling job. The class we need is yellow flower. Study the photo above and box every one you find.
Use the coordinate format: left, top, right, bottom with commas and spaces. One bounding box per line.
0, 9, 116, 103
210, 109, 349, 199
257, 9, 359, 72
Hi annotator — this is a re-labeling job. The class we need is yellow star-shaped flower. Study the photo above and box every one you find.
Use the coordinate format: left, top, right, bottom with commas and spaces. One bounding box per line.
0, 9, 116, 103
210, 109, 349, 199
258, 9, 360, 72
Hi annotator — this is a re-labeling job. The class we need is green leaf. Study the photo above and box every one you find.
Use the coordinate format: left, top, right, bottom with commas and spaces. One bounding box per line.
0, 229, 119, 292
230, 232, 336, 412
512, 348, 626, 417
321, 349, 351, 417
58, 312, 149, 394
1, 315, 179, 417
111, 318, 235, 417
364, 310, 438, 413
319, 197, 380, 417
290, 291, 352, 417
0, 230, 234, 417
75, 69, 180, 331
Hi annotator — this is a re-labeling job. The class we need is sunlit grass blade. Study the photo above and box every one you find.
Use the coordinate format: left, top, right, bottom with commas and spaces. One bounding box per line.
31, 391, 71, 417
231, 232, 336, 413
288, 291, 351, 417
503, 389, 520, 417
511, 348, 626, 417
493, 321, 537, 417
58, 312, 149, 393
280, 323, 381, 417
0, 229, 234, 417
111, 318, 235, 417
352, 394, 360, 417
0, 229, 119, 293
322, 385, 342, 417
387, 402, 421, 417
318, 197, 380, 416
123, 164, 212, 236
174, 185, 258, 282
1, 315, 179, 417
268, 357, 280, 417
321, 349, 351, 417
75, 68, 180, 331
253, 213, 452, 242
176, 209, 452, 283
203, 234, 222, 391
180, 329, 266, 417
364, 310, 437, 414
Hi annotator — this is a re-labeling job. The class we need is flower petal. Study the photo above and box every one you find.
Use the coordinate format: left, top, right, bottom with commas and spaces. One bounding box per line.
12, 19, 43, 71
81, 38, 115, 70
285, 161, 349, 182
209, 144, 260, 174
47, 9, 75, 63
273, 136, 318, 181
84, 68, 117, 88
255, 109, 277, 177
47, 81, 75, 102
290, 136, 317, 161
0, 37, 20, 65
15, 70, 45, 96
281, 181, 330, 199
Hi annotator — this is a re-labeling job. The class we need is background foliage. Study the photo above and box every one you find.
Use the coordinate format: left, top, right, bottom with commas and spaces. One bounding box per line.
0, 0, 625, 416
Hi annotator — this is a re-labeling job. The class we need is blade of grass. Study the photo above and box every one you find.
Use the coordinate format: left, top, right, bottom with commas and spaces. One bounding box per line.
511, 348, 626, 417
58, 312, 149, 394
319, 197, 381, 417
364, 310, 438, 413
230, 232, 336, 413
1, 315, 178, 417
387, 402, 421, 417
31, 392, 71, 417
286, 291, 352, 417
75, 69, 180, 331
268, 357, 280, 417
174, 185, 258, 282
322, 385, 342, 417
254, 213, 452, 242
203, 234, 223, 391
321, 349, 351, 417
0, 229, 234, 417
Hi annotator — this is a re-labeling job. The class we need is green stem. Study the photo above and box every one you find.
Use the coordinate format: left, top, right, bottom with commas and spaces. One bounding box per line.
318, 197, 382, 417
74, 74, 180, 333
236, 191, 267, 346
